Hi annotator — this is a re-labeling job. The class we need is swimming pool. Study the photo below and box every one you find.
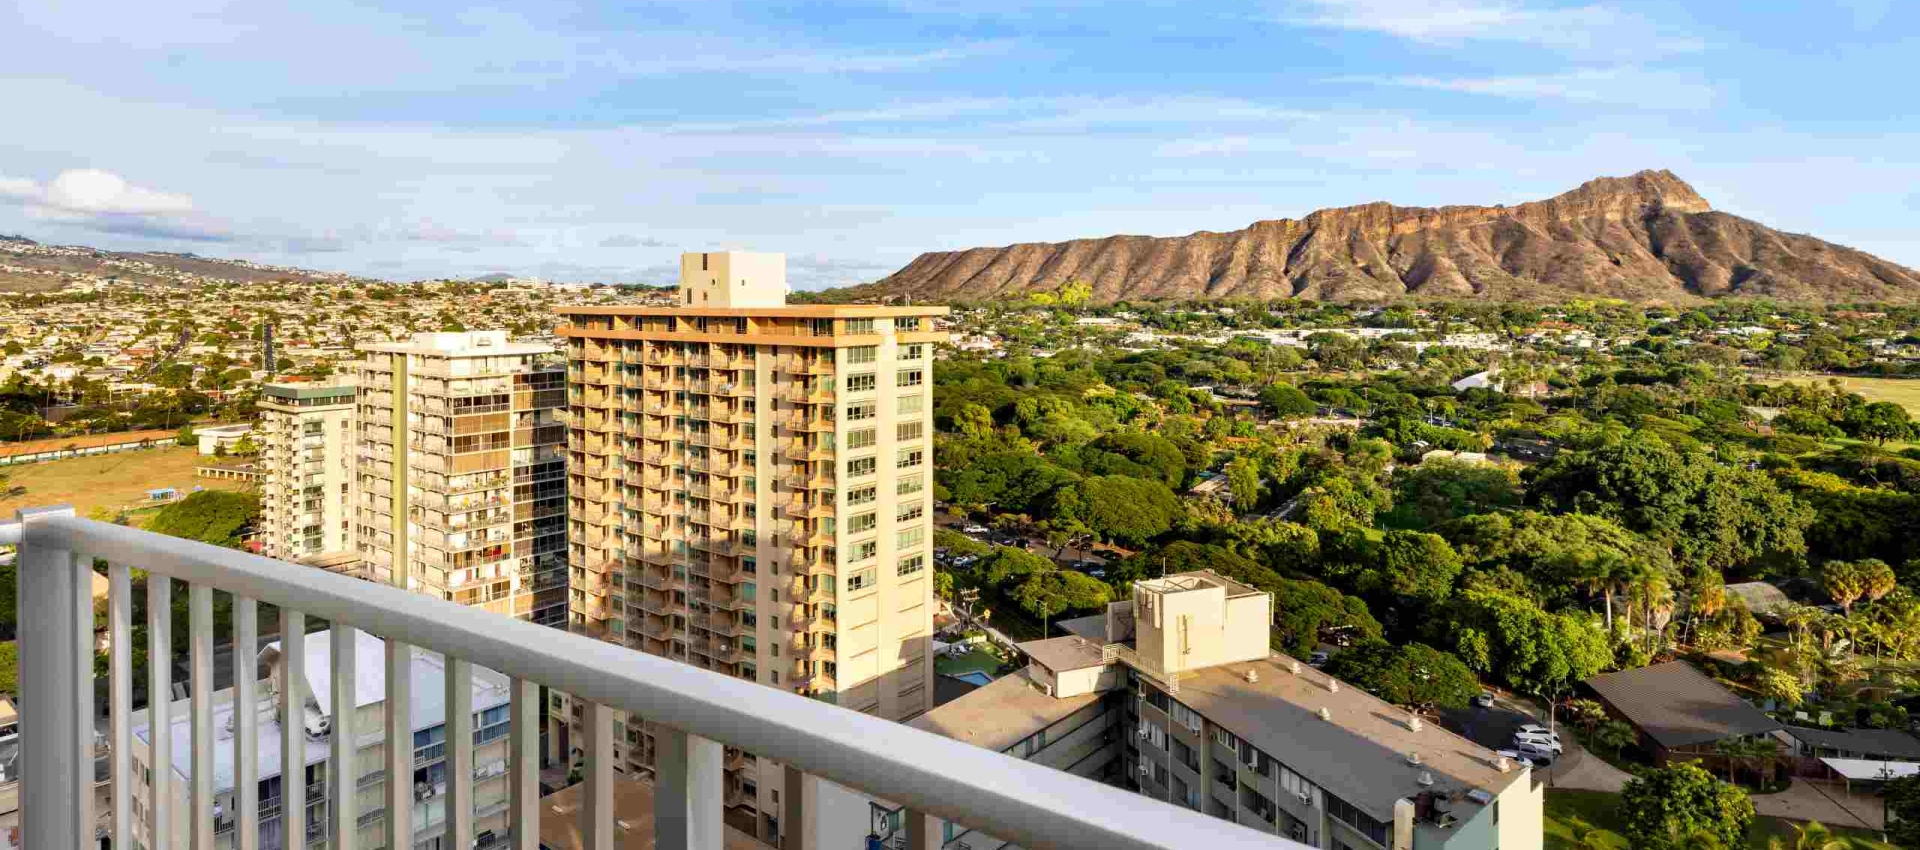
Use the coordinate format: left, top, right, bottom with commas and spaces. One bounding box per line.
952, 671, 994, 686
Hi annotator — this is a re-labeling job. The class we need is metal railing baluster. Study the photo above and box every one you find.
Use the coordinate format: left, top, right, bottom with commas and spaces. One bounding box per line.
584, 701, 615, 850
149, 573, 174, 850
282, 609, 307, 850
385, 638, 413, 847
109, 561, 134, 850
446, 656, 475, 849
235, 596, 260, 850
190, 583, 215, 850
330, 625, 358, 849
509, 678, 540, 850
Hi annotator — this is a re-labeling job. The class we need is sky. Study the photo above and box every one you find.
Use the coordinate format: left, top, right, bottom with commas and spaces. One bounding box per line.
1, 0, 1917, 289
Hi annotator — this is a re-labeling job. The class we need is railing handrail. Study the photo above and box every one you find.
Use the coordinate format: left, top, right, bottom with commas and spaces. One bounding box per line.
15, 513, 1296, 850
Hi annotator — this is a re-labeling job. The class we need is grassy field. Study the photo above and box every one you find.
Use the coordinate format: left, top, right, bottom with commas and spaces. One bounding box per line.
1765, 375, 1920, 416
0, 446, 252, 524
1545, 790, 1893, 849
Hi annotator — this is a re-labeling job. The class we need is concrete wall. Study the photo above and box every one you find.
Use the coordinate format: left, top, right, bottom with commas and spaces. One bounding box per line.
677, 252, 788, 308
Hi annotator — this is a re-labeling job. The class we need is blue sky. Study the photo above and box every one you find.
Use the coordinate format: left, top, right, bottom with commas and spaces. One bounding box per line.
1, 0, 1917, 288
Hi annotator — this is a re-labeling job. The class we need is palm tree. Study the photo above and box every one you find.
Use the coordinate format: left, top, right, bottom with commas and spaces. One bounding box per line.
1593, 719, 1637, 760
1790, 820, 1847, 850
1664, 820, 1728, 850
1627, 567, 1676, 655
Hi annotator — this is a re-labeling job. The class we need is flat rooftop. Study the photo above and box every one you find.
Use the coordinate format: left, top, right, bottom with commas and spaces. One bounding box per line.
556, 305, 949, 319
357, 330, 555, 357
1174, 656, 1527, 824
1018, 636, 1106, 673
911, 669, 1103, 754
132, 630, 510, 793
1141, 570, 1265, 599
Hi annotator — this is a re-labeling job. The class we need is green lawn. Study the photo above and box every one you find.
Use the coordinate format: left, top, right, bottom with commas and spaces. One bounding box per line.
1545, 790, 1894, 850
935, 646, 1003, 679
1765, 375, 1920, 417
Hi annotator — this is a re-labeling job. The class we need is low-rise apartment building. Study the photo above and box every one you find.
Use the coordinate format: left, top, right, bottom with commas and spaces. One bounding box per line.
129, 630, 516, 850
812, 571, 1542, 850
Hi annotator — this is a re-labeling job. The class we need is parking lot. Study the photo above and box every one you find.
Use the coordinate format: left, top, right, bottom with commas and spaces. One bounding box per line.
1438, 699, 1559, 766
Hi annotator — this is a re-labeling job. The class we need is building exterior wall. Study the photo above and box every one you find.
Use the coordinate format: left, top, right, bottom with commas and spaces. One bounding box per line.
353, 332, 568, 626
554, 287, 946, 843
259, 384, 356, 561
129, 701, 513, 850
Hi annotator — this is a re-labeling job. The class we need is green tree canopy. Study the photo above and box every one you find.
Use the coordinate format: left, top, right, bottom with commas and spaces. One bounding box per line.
144, 490, 261, 548
1619, 763, 1755, 850
1323, 641, 1480, 708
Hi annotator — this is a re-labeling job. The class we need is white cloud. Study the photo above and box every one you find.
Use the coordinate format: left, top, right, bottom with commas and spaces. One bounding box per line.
1284, 0, 1702, 54
1333, 67, 1715, 108
0, 168, 220, 241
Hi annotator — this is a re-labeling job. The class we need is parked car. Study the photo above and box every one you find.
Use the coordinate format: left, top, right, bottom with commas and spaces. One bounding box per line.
1308, 651, 1330, 668
1494, 749, 1535, 769
1511, 741, 1556, 764
1515, 724, 1559, 740
1512, 732, 1563, 755
962, 525, 990, 535
1473, 692, 1495, 709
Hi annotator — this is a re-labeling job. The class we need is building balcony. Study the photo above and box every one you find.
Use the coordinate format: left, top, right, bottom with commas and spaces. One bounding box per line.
783, 440, 836, 461
783, 414, 836, 432
780, 357, 837, 376
782, 473, 836, 491
3, 506, 1282, 850
782, 498, 835, 520
781, 385, 836, 405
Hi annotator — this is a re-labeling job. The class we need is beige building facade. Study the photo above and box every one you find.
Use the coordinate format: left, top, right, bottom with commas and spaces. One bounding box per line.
353, 331, 568, 626
553, 252, 946, 841
258, 381, 357, 562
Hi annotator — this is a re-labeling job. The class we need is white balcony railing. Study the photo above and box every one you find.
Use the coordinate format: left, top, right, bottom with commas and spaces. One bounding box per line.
5, 505, 1296, 850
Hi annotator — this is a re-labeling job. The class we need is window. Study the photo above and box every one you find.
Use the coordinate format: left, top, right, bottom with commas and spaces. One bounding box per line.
897, 395, 923, 415
1138, 721, 1167, 750
849, 512, 876, 534
896, 369, 923, 388
848, 485, 876, 506
1170, 701, 1203, 733
847, 374, 876, 393
848, 568, 877, 591
846, 402, 875, 421
1213, 729, 1237, 753
852, 541, 877, 562
896, 527, 924, 550
1326, 794, 1388, 847
896, 421, 923, 442
897, 474, 924, 496
847, 428, 876, 449
846, 318, 875, 334
1172, 739, 1199, 771
849, 457, 877, 478
902, 343, 925, 359
846, 346, 877, 364
897, 504, 923, 524
898, 317, 921, 332
897, 448, 923, 469
898, 554, 925, 576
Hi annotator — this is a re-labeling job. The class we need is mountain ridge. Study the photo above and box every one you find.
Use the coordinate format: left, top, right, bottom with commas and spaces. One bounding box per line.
870, 170, 1920, 304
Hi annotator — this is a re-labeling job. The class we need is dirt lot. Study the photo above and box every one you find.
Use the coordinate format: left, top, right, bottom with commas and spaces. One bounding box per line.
0, 446, 253, 523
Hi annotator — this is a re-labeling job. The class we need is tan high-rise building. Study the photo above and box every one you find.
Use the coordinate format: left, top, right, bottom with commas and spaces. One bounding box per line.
555, 252, 946, 840
353, 331, 570, 626
258, 380, 357, 563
